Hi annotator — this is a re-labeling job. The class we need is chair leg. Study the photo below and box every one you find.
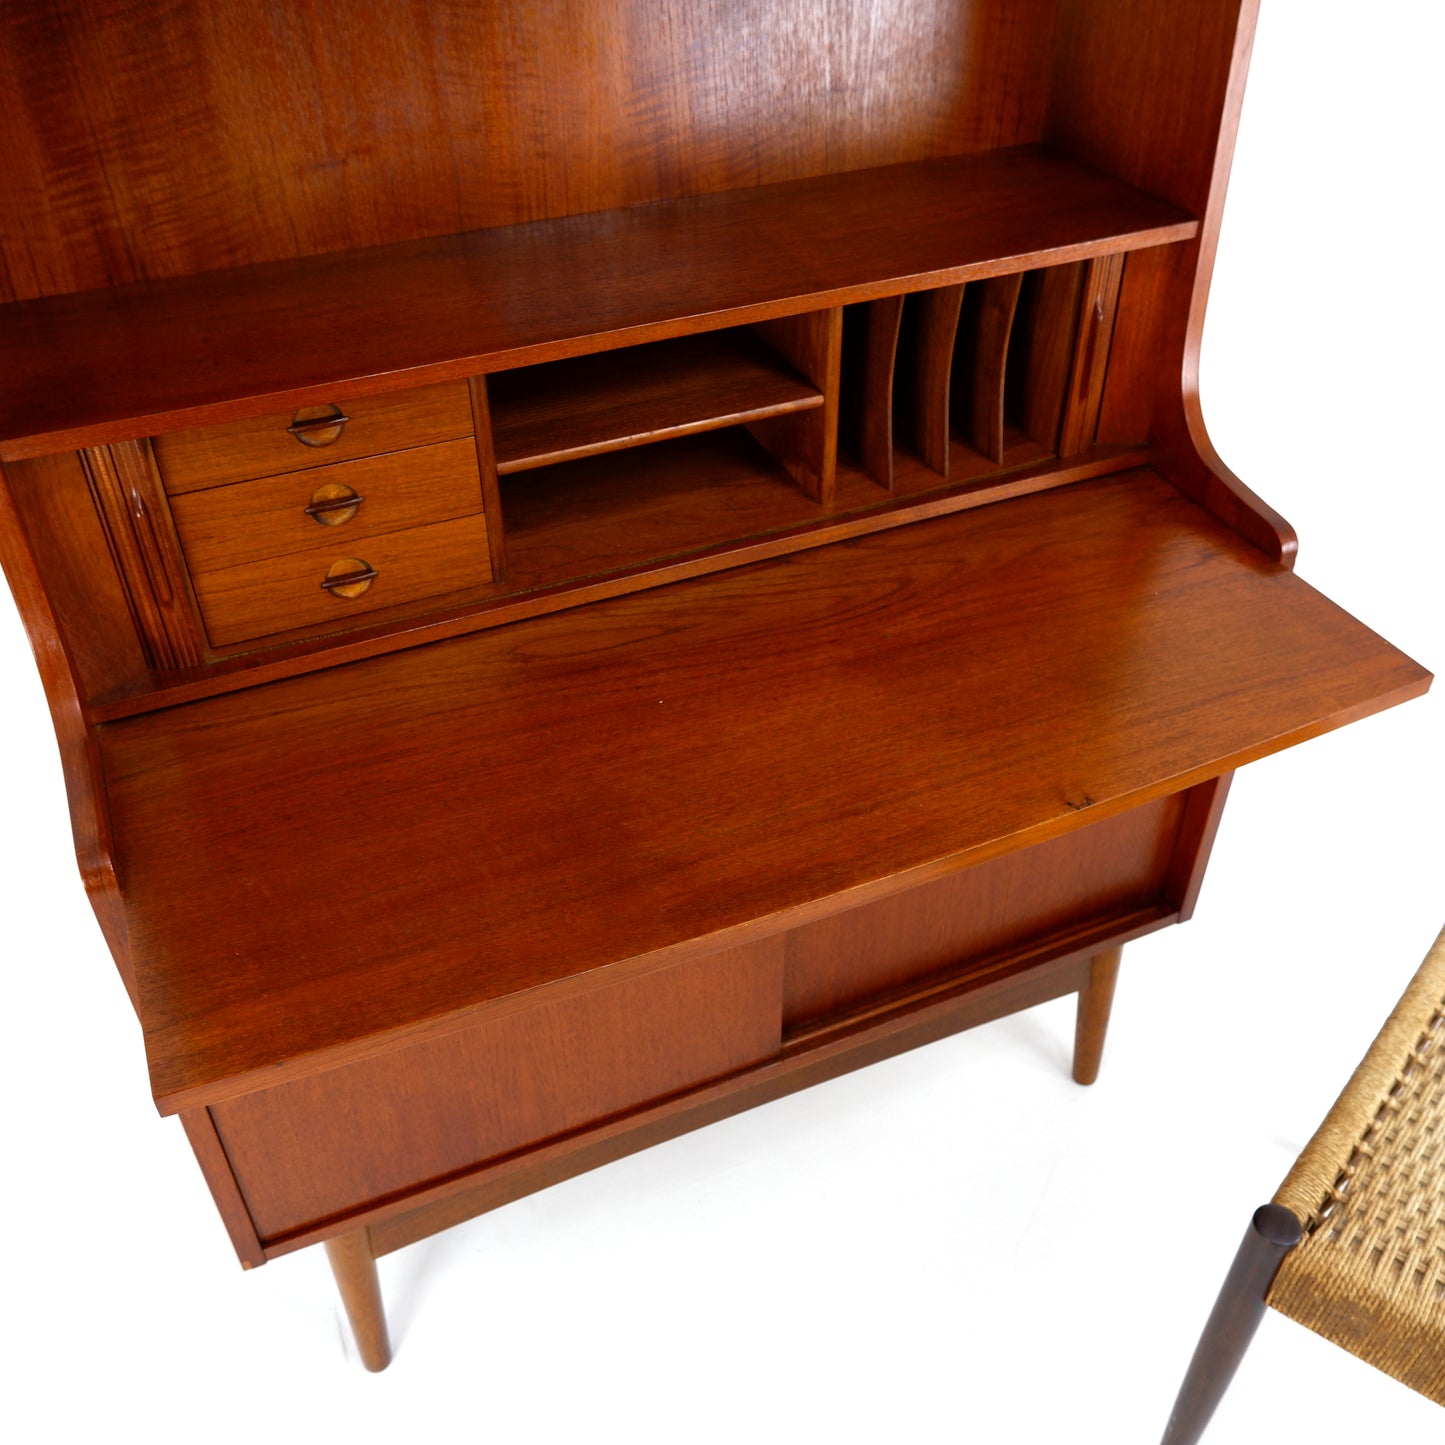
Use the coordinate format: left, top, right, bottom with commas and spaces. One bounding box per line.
1160, 1203, 1303, 1445
1072, 946, 1122, 1084
325, 1227, 393, 1371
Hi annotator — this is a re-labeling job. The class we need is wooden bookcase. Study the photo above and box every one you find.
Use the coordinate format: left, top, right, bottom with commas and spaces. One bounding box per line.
0, 0, 1430, 1371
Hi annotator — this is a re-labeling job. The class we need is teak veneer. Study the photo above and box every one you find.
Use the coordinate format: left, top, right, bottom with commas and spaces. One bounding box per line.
0, 0, 1430, 1371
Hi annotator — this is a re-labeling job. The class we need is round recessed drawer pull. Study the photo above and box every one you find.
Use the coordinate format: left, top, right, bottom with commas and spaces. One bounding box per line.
304, 482, 365, 526
320, 558, 378, 598
287, 404, 351, 447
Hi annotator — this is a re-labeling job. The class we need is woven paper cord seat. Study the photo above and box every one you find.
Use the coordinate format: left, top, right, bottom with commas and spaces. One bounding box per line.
1269, 925, 1445, 1400
1162, 924, 1445, 1443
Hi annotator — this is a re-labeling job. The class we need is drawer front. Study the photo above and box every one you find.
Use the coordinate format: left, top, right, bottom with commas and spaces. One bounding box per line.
153, 380, 475, 494
169, 438, 484, 574
192, 511, 493, 646
209, 941, 785, 1241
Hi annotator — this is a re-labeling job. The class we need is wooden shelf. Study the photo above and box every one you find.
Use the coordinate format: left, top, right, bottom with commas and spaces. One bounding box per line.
498, 432, 872, 593
490, 330, 821, 475
497, 427, 1056, 596
0, 146, 1197, 461
99, 469, 1428, 1112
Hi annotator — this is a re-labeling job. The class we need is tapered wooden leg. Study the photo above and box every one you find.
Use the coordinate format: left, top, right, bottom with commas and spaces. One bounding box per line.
1160, 1204, 1302, 1445
325, 1228, 393, 1371
1072, 945, 1122, 1084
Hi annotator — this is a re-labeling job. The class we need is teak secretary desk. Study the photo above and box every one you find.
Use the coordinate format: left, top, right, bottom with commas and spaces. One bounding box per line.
0, 0, 1431, 1371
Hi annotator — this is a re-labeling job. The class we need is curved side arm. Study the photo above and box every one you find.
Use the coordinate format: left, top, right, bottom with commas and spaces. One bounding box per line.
1155, 0, 1298, 568
0, 463, 133, 1003
1049, 0, 1297, 567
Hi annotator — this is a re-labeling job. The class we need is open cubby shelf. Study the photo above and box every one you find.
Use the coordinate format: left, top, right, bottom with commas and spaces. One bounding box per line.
488, 329, 822, 475
476, 252, 1120, 598
496, 427, 1059, 597
498, 432, 834, 590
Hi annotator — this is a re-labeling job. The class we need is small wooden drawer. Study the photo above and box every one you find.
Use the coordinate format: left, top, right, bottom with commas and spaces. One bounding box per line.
152, 380, 475, 494
169, 438, 484, 574
191, 512, 494, 647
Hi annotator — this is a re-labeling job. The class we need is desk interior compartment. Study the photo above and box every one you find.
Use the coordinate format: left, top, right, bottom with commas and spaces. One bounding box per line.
483, 312, 849, 591
842, 256, 1125, 494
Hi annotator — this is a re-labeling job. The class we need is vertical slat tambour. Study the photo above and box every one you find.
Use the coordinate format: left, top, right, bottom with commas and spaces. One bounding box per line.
856, 296, 904, 489
958, 273, 1025, 463
911, 285, 966, 476
747, 308, 843, 506
467, 375, 508, 581
1059, 252, 1125, 456
79, 441, 205, 670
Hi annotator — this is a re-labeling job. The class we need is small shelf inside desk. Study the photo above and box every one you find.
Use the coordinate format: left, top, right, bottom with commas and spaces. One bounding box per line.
488, 328, 825, 473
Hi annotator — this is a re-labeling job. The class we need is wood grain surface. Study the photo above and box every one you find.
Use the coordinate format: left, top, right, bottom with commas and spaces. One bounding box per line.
1049, 0, 1297, 563
96, 468, 1428, 1112
745, 308, 844, 505
0, 0, 1419, 1376
0, 0, 1059, 304
83, 445, 1130, 720
78, 441, 204, 670
211, 941, 784, 1241
781, 791, 1185, 1030
2, 449, 151, 699
1058, 252, 1125, 455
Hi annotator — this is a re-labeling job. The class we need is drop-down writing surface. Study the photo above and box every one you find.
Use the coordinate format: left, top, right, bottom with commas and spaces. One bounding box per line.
98, 469, 1428, 1111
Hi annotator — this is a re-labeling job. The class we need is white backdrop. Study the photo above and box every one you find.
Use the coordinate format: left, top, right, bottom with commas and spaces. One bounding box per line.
1, 4, 1441, 1441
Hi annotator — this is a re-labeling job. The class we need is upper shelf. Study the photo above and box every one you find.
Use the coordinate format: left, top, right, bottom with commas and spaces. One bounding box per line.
0, 147, 1197, 461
